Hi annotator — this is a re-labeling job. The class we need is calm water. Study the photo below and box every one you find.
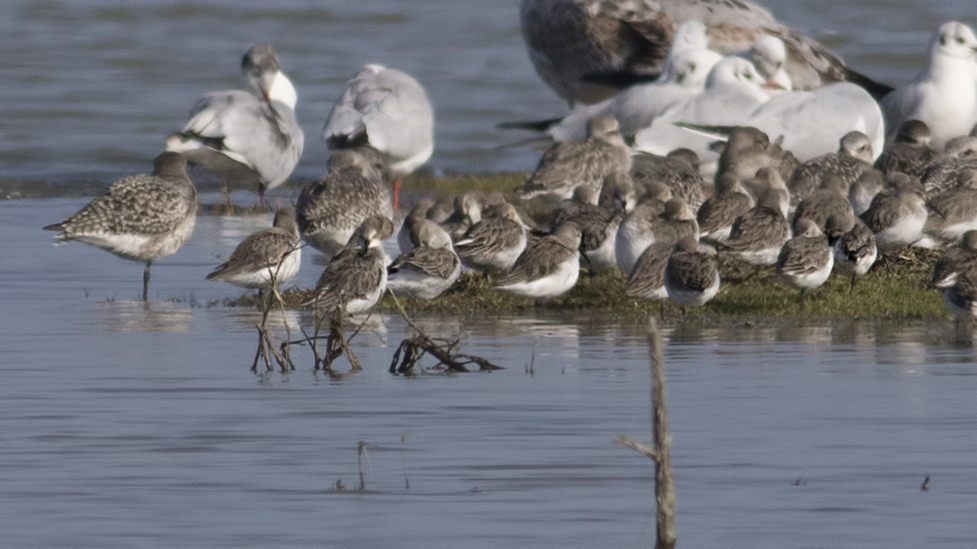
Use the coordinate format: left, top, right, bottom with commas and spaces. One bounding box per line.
5, 1, 977, 546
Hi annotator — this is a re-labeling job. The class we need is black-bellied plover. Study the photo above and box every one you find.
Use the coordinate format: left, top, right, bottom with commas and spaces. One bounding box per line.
496, 221, 583, 299
44, 152, 197, 301
206, 206, 301, 291
166, 44, 303, 206
296, 148, 393, 260
305, 215, 394, 316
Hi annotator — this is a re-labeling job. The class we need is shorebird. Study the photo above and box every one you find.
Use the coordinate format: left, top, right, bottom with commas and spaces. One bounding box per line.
714, 126, 798, 187
440, 191, 487, 243
776, 218, 834, 293
616, 196, 697, 274
44, 152, 197, 301
923, 169, 977, 244
396, 198, 437, 255
848, 169, 885, 217
860, 173, 928, 252
166, 44, 303, 206
792, 177, 854, 234
881, 21, 977, 150
495, 221, 583, 299
323, 63, 434, 208
625, 241, 675, 300
921, 136, 977, 198
746, 166, 790, 218
874, 120, 939, 179
455, 202, 528, 274
697, 173, 755, 245
305, 215, 394, 316
828, 215, 877, 286
519, 0, 889, 105
631, 148, 705, 210
719, 187, 791, 267
664, 237, 720, 307
296, 148, 393, 260
521, 115, 632, 202
552, 185, 623, 272
206, 206, 301, 292
930, 230, 977, 290
787, 131, 874, 207
387, 220, 461, 300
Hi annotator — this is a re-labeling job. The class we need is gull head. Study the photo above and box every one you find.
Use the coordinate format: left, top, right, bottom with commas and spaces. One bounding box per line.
934, 21, 977, 61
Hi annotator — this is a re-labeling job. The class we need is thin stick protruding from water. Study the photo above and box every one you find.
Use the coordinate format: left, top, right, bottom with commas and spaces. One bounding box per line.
648, 317, 676, 549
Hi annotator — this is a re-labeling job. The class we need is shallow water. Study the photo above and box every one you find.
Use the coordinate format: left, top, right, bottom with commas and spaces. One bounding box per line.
0, 0, 972, 188
7, 196, 977, 546
5, 2, 977, 545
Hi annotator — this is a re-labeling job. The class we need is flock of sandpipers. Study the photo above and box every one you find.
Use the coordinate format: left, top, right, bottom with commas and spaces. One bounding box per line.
42, 1, 977, 320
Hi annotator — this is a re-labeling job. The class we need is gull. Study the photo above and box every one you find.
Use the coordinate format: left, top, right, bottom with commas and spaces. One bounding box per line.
387, 220, 461, 300
167, 44, 303, 206
881, 21, 977, 150
776, 218, 834, 293
787, 131, 875, 207
519, 0, 890, 105
206, 207, 301, 292
44, 152, 197, 301
874, 120, 939, 179
521, 115, 632, 202
323, 63, 435, 177
296, 148, 393, 260
495, 221, 583, 298
664, 237, 720, 307
305, 216, 394, 316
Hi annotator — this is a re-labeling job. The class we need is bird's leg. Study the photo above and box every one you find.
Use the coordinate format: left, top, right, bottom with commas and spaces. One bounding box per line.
393, 178, 401, 211
142, 262, 152, 302
257, 182, 268, 211
222, 177, 232, 213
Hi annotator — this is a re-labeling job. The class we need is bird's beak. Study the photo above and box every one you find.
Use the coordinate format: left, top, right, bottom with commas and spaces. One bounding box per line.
761, 79, 785, 90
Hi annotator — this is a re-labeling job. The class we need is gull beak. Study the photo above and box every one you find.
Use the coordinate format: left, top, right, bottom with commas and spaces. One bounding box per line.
761, 79, 785, 90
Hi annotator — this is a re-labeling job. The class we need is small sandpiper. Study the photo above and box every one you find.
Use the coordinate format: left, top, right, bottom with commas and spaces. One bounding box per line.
776, 219, 834, 293
44, 152, 197, 301
664, 237, 720, 307
206, 206, 301, 292
495, 221, 583, 299
720, 188, 791, 267
455, 202, 528, 274
387, 220, 462, 300
860, 173, 928, 252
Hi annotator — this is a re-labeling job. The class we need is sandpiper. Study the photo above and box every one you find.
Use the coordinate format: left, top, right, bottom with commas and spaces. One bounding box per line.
455, 202, 528, 274
776, 219, 834, 292
521, 115, 632, 202
305, 215, 394, 316
924, 170, 977, 243
848, 169, 885, 217
206, 206, 301, 291
792, 177, 854, 234
616, 196, 697, 274
827, 215, 878, 285
397, 198, 437, 254
860, 173, 928, 252
930, 230, 977, 289
874, 120, 939, 179
625, 241, 675, 300
496, 221, 583, 299
296, 148, 393, 260
166, 44, 303, 206
698, 174, 755, 245
631, 148, 705, 210
387, 220, 461, 300
552, 185, 622, 272
720, 188, 791, 267
787, 131, 874, 207
665, 237, 720, 307
44, 152, 197, 301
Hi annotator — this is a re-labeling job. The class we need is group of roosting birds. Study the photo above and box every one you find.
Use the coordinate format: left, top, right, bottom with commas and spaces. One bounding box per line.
42, 0, 977, 320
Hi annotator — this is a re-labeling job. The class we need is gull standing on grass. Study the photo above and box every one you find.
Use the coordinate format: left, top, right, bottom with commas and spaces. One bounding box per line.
881, 21, 977, 150
323, 63, 434, 209
166, 44, 303, 207
206, 207, 301, 292
44, 152, 197, 302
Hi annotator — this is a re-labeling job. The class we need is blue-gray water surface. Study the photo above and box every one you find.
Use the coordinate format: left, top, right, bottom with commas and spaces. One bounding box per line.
4, 1, 977, 546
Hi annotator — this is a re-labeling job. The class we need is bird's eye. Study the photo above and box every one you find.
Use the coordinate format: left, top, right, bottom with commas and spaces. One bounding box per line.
689, 63, 696, 71
957, 37, 966, 45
